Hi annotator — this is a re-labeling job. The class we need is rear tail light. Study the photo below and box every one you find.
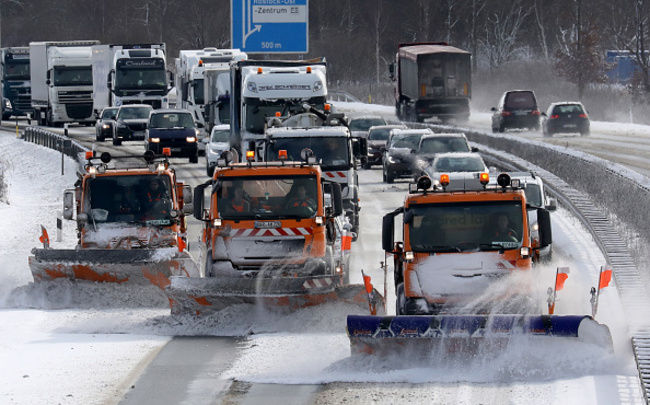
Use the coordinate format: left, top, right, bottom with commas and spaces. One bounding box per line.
550, 115, 560, 119
531, 109, 541, 116
501, 111, 512, 117
579, 113, 588, 118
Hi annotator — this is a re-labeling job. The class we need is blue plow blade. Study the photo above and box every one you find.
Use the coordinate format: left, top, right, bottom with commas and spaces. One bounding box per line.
346, 314, 613, 356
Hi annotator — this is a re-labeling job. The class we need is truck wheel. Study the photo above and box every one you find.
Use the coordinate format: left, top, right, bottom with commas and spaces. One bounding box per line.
2, 114, 9, 121
396, 283, 406, 315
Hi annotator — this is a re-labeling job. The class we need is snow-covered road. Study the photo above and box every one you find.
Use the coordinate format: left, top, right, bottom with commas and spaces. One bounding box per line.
0, 103, 646, 404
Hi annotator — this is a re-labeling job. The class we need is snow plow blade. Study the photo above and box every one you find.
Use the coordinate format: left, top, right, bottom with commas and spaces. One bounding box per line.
165, 275, 385, 316
347, 314, 613, 356
29, 248, 200, 289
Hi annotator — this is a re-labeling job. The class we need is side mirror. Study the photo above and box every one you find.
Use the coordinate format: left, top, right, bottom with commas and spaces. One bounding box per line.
537, 208, 553, 247
382, 213, 395, 252
331, 183, 343, 217
546, 197, 557, 212
193, 184, 206, 220
491, 107, 497, 112
63, 190, 75, 220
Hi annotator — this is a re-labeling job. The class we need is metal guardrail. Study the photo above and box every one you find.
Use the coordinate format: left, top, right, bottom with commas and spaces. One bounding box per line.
22, 126, 89, 161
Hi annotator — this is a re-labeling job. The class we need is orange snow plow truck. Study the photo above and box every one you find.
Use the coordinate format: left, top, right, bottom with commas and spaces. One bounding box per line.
347, 173, 612, 355
29, 150, 199, 288
164, 150, 384, 316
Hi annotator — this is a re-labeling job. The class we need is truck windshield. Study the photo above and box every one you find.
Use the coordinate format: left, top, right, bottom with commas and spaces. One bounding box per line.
244, 98, 325, 134
4, 60, 30, 80
266, 137, 350, 171
84, 175, 174, 225
407, 201, 524, 252
115, 58, 167, 91
216, 176, 318, 220
53, 66, 92, 86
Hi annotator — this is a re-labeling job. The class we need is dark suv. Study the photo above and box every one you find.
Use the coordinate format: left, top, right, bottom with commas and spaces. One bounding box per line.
112, 104, 153, 146
382, 128, 433, 183
145, 109, 199, 163
491, 90, 541, 132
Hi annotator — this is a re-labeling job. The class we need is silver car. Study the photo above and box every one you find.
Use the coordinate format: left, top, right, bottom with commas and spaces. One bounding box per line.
206, 124, 231, 177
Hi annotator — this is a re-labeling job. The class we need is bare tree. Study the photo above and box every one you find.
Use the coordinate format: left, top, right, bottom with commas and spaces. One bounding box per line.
479, 0, 532, 70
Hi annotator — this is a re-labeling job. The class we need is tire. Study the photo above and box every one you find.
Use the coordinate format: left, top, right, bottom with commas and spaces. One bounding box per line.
190, 155, 199, 164
386, 170, 395, 184
113, 138, 122, 146
580, 130, 590, 136
362, 162, 371, 170
382, 167, 387, 183
2, 114, 10, 121
396, 283, 406, 315
205, 249, 214, 277
498, 124, 505, 133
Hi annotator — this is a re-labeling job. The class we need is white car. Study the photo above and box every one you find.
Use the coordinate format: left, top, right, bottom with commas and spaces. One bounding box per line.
205, 124, 231, 177
425, 152, 489, 190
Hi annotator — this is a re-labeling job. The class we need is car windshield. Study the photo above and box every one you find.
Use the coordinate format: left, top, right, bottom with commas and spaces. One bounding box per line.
349, 118, 386, 132
504, 92, 536, 109
211, 129, 229, 143
390, 134, 422, 149
118, 107, 152, 120
150, 113, 195, 128
84, 175, 173, 226
407, 201, 524, 253
419, 137, 470, 154
434, 156, 485, 172
216, 176, 319, 220
553, 104, 584, 114
102, 109, 119, 119
266, 136, 350, 170
368, 128, 391, 141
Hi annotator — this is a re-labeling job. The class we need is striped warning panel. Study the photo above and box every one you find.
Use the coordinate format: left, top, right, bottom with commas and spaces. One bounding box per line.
231, 228, 313, 237
302, 277, 334, 290
324, 171, 348, 180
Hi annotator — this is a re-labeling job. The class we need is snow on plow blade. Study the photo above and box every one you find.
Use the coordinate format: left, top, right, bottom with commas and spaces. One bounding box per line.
165, 275, 385, 316
29, 248, 200, 289
346, 314, 613, 356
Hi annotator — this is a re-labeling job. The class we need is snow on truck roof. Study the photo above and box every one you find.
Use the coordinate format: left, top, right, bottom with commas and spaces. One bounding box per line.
266, 126, 349, 137
399, 44, 470, 59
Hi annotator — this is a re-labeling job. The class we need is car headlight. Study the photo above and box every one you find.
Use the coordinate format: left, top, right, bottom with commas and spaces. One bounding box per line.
388, 155, 399, 164
102, 124, 110, 130
149, 138, 160, 143
186, 136, 197, 143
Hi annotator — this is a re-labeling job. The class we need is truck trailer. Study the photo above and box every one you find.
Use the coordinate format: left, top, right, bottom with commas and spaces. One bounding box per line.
390, 42, 471, 123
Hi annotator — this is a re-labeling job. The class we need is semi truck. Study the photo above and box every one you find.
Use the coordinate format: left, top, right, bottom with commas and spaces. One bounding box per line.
175, 48, 247, 151
390, 42, 471, 123
92, 44, 173, 113
0, 47, 32, 120
229, 59, 327, 158
30, 40, 99, 126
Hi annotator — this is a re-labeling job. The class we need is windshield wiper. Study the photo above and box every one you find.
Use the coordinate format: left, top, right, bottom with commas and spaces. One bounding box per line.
479, 243, 507, 253
414, 245, 462, 252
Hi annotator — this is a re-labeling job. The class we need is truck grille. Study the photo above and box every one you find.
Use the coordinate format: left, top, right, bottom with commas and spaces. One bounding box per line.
14, 95, 31, 111
65, 103, 94, 119
58, 90, 93, 103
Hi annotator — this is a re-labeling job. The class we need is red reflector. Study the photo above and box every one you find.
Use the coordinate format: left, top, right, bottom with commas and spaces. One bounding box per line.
531, 109, 541, 115
162, 147, 171, 156
85, 151, 94, 160
501, 111, 512, 116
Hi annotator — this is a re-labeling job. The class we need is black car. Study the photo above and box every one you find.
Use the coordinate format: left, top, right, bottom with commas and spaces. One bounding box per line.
95, 107, 119, 142
365, 124, 406, 169
491, 90, 541, 132
382, 128, 433, 183
145, 109, 199, 163
113, 104, 153, 146
542, 101, 590, 137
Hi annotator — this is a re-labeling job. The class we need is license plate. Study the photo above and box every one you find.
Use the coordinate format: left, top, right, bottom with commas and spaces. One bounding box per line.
134, 131, 145, 137
255, 221, 281, 229
171, 147, 182, 152
563, 124, 577, 128
514, 111, 527, 115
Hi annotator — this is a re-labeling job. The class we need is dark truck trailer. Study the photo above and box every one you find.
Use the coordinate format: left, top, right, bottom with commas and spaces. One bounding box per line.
391, 43, 471, 124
